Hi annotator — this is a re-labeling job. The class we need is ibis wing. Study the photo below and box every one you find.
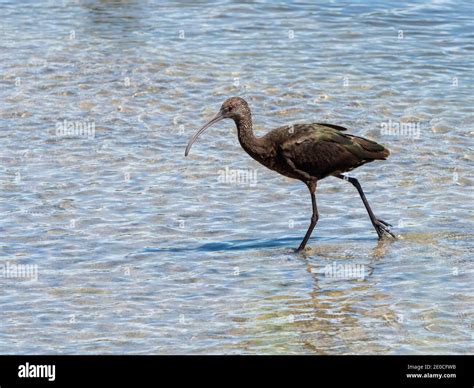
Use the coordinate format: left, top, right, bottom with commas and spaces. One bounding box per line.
281, 133, 361, 179
280, 127, 389, 179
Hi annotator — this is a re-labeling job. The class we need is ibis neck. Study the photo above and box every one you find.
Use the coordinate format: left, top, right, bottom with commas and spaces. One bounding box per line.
234, 114, 266, 160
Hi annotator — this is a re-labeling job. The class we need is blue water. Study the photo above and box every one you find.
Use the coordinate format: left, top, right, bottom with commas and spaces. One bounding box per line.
0, 0, 473, 354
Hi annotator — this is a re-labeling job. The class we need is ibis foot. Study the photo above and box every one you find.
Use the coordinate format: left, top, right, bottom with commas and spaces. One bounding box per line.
374, 218, 396, 239
295, 245, 307, 253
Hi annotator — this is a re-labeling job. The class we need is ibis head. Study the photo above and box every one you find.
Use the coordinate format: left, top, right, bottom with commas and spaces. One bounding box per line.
185, 97, 249, 156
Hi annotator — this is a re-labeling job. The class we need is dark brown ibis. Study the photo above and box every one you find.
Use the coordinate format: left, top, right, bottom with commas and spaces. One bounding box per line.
185, 97, 395, 252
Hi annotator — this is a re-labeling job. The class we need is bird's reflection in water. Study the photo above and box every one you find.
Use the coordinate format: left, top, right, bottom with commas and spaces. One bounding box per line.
301, 239, 402, 353
242, 239, 402, 354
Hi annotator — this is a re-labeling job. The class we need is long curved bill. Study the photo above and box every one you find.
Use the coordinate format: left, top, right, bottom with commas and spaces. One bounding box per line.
184, 112, 224, 156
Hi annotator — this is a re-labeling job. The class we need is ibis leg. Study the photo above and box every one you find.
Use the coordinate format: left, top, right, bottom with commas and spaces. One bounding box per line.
336, 174, 395, 239
297, 180, 319, 252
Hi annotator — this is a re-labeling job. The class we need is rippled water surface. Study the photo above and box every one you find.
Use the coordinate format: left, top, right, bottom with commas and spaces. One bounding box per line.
1, 0, 473, 354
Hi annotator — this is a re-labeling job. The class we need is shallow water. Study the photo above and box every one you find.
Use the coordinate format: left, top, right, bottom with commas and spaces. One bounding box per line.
0, 0, 473, 354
